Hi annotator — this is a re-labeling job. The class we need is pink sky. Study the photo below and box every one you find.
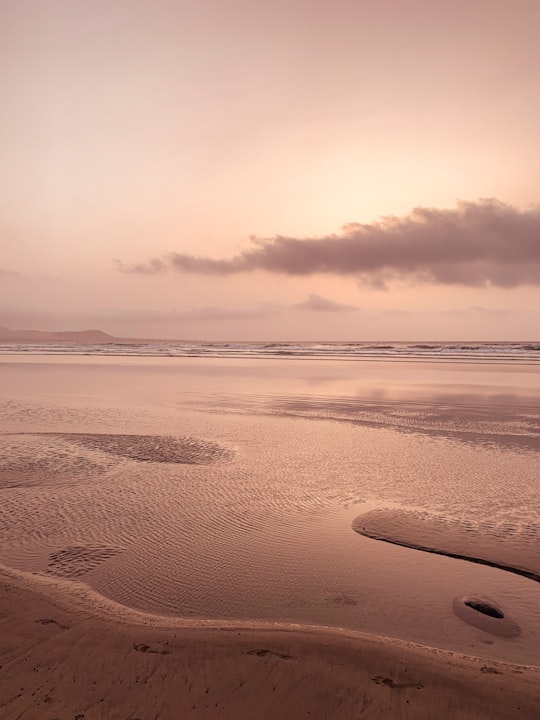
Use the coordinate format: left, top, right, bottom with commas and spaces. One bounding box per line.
1, 0, 539, 340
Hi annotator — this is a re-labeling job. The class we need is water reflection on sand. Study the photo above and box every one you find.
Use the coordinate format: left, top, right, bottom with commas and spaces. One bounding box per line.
0, 356, 539, 666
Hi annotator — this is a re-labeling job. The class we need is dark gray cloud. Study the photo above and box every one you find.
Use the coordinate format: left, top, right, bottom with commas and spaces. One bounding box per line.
120, 200, 540, 287
294, 294, 358, 312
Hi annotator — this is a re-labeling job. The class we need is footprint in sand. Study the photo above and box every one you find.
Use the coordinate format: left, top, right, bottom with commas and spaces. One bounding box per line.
245, 649, 293, 660
133, 643, 171, 655
35, 618, 70, 630
372, 675, 424, 690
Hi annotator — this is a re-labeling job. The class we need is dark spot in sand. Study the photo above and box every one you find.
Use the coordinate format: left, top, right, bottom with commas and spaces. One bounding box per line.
329, 593, 358, 606
453, 596, 521, 637
465, 599, 504, 619
36, 618, 70, 630
481, 666, 502, 674
372, 676, 424, 690
245, 648, 293, 660
45, 545, 121, 579
133, 642, 171, 655
134, 643, 150, 653
61, 432, 233, 465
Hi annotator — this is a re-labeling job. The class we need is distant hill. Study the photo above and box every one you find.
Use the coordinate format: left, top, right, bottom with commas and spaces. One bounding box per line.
0, 326, 120, 343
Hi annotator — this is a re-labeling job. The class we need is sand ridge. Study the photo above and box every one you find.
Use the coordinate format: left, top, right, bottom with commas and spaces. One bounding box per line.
353, 508, 540, 583
1, 565, 539, 720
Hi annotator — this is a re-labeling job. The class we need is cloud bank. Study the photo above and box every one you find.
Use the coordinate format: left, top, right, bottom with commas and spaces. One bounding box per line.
122, 200, 540, 287
294, 294, 357, 312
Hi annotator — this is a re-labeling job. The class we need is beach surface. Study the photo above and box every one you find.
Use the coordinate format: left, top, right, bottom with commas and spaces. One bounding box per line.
1, 354, 539, 717
2, 565, 540, 720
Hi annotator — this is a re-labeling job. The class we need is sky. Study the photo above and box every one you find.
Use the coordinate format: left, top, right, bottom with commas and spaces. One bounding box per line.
1, 0, 539, 340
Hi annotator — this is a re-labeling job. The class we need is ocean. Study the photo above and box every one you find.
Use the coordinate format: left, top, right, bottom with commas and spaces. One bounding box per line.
1, 339, 540, 362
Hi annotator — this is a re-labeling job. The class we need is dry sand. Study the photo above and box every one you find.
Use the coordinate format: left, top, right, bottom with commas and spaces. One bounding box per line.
1, 565, 539, 720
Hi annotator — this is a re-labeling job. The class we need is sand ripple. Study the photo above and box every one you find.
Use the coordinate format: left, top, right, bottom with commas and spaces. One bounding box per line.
0, 432, 233, 490
60, 432, 233, 464
45, 545, 122, 578
0, 434, 115, 488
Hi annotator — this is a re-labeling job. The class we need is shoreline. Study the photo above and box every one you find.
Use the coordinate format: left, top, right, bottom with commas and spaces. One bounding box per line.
2, 565, 539, 719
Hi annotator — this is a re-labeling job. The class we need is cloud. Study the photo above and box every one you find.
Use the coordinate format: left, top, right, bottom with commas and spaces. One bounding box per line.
164, 306, 271, 321
95, 307, 274, 323
110, 300, 358, 320
0, 306, 274, 331
120, 199, 540, 287
381, 305, 512, 318
0, 268, 21, 277
294, 294, 358, 312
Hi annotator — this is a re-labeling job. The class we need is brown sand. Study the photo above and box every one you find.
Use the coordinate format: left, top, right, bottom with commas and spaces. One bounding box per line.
1, 566, 539, 720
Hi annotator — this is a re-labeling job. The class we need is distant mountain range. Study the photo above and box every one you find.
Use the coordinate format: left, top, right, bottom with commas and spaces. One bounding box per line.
0, 326, 120, 342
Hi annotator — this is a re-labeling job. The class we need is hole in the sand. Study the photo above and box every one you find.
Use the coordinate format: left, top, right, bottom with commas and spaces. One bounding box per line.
452, 596, 521, 637
464, 599, 504, 619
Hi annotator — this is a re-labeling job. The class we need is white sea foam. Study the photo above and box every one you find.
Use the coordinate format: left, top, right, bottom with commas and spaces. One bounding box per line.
1, 340, 540, 362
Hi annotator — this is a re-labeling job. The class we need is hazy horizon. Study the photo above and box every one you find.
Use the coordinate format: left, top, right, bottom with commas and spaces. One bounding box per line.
2, 325, 540, 346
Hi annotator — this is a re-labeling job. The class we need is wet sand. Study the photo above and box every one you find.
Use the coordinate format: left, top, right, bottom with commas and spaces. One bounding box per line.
2, 565, 540, 720
1, 356, 539, 717
353, 508, 540, 583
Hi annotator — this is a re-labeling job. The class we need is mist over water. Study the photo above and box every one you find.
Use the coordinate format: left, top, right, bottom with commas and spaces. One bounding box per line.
0, 353, 539, 666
